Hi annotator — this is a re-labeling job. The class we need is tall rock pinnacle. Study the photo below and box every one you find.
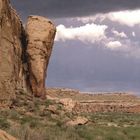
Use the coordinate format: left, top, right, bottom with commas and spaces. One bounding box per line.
26, 16, 56, 97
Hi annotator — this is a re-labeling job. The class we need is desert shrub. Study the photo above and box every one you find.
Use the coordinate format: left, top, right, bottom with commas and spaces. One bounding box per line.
20, 116, 42, 128
0, 117, 10, 129
45, 100, 54, 107
9, 110, 20, 120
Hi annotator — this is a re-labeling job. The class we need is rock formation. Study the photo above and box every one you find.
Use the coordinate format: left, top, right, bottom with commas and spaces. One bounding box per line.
26, 16, 56, 97
0, 0, 27, 106
59, 98, 76, 112
0, 0, 56, 104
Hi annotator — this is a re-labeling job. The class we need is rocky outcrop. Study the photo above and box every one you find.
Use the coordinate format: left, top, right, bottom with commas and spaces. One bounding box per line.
0, 0, 56, 104
59, 98, 76, 112
26, 16, 56, 97
0, 0, 28, 106
46, 88, 140, 113
74, 102, 140, 113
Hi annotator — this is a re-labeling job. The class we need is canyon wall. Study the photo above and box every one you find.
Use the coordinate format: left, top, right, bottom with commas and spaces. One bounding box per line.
0, 0, 27, 105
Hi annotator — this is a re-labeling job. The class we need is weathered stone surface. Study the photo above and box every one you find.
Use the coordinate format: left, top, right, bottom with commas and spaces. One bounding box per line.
26, 16, 56, 97
59, 98, 76, 112
0, 129, 17, 140
0, 0, 28, 106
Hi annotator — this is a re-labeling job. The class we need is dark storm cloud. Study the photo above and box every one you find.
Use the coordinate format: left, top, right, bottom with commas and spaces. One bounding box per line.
11, 0, 140, 18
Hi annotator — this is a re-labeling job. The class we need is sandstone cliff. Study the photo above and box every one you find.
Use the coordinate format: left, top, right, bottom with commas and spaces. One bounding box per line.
26, 16, 56, 97
0, 0, 56, 105
0, 0, 27, 106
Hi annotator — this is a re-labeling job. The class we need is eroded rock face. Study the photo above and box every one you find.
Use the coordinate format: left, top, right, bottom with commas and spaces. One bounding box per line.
59, 98, 76, 112
26, 16, 56, 97
0, 0, 28, 106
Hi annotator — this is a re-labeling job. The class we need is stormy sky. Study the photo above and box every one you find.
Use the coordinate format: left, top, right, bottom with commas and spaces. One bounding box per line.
11, 0, 140, 94
11, 0, 140, 18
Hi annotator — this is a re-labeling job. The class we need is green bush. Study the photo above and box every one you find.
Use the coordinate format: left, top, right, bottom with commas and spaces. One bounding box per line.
0, 117, 10, 129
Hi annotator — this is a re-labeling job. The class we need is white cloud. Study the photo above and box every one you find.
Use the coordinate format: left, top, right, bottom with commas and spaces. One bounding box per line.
106, 41, 122, 49
132, 32, 136, 37
112, 29, 127, 38
55, 23, 108, 43
76, 14, 106, 23
75, 9, 140, 27
55, 23, 135, 54
56, 14, 140, 58
107, 10, 140, 27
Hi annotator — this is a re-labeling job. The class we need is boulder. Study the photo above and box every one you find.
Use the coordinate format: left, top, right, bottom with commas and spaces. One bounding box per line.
59, 98, 76, 112
47, 105, 58, 114
26, 16, 56, 97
